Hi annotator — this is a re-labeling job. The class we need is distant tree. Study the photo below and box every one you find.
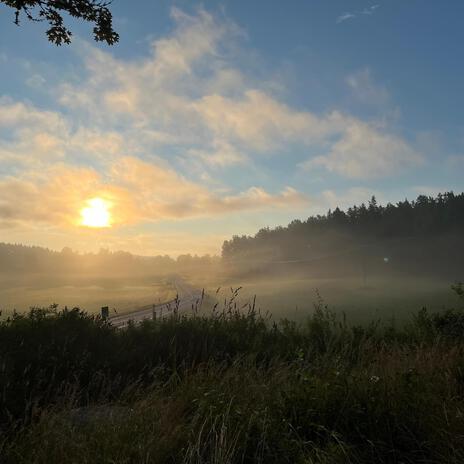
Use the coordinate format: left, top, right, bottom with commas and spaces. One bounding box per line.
330, 207, 347, 226
60, 246, 74, 255
1, 0, 119, 45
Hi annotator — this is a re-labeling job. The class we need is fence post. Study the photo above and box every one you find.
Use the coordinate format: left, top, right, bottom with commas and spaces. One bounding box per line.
101, 306, 109, 319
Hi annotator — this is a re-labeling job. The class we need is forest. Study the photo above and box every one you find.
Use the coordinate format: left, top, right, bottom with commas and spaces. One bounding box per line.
0, 243, 218, 276
222, 192, 464, 279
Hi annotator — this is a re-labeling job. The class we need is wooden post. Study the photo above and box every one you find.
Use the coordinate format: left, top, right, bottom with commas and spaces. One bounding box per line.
101, 306, 109, 319
152, 304, 156, 321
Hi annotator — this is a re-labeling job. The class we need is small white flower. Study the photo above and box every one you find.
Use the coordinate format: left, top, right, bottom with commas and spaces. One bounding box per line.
369, 375, 380, 384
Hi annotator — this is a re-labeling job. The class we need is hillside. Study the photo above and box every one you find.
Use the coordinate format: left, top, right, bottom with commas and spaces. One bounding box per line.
222, 192, 464, 280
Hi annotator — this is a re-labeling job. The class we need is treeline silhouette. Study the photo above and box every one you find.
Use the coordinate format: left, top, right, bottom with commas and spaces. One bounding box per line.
222, 192, 464, 279
0, 243, 218, 276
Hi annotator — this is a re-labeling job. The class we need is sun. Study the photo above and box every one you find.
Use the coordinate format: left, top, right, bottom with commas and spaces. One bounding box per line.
80, 198, 112, 228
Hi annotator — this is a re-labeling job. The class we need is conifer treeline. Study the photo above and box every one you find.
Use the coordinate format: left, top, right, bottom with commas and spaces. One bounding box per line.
222, 192, 464, 261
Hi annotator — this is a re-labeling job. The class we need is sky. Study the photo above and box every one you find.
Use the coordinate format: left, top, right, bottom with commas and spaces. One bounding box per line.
0, 0, 463, 256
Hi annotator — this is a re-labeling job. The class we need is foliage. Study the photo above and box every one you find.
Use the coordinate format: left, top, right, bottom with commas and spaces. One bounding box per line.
222, 192, 464, 254
2, 296, 464, 462
1, 0, 119, 45
222, 192, 464, 279
0, 242, 219, 277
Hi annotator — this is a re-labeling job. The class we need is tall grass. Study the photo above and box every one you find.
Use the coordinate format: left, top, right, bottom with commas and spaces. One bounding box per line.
1, 287, 464, 463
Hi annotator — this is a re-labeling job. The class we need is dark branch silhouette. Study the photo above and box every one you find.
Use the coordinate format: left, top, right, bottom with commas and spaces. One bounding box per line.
1, 0, 119, 45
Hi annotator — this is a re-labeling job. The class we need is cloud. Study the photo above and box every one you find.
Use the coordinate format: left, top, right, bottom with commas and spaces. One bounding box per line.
187, 140, 248, 167
346, 68, 389, 105
320, 187, 384, 209
0, 157, 308, 229
336, 5, 380, 24
51, 7, 417, 179
59, 8, 418, 174
0, 166, 101, 227
0, 98, 66, 132
192, 90, 340, 152
107, 157, 309, 221
25, 74, 46, 89
59, 8, 242, 117
362, 5, 380, 15
336, 13, 356, 24
0, 99, 131, 170
300, 121, 423, 179
1, 6, 421, 241
0, 99, 69, 167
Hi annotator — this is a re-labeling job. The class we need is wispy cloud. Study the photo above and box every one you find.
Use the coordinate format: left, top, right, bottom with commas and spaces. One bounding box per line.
1, 6, 419, 215
336, 12, 356, 24
336, 4, 380, 24
346, 68, 389, 105
362, 5, 380, 15
0, 156, 309, 229
0, 6, 423, 254
299, 120, 423, 179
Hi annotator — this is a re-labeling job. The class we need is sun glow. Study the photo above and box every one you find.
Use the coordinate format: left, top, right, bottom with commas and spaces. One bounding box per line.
80, 198, 112, 228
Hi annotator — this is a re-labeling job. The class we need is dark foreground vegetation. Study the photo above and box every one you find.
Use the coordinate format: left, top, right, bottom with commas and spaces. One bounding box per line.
0, 285, 463, 463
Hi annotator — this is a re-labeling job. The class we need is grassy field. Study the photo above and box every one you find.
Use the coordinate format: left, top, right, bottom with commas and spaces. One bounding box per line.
0, 274, 177, 316
1, 266, 456, 325
1, 285, 463, 463
193, 274, 457, 325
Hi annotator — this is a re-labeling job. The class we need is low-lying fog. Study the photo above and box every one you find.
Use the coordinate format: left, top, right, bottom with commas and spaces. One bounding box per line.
2, 194, 463, 321
0, 247, 460, 325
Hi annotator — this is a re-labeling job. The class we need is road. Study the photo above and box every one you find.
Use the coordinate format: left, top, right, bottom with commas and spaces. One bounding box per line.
109, 277, 203, 329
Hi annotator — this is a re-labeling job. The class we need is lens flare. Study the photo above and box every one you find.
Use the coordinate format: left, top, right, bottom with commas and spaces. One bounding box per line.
80, 198, 112, 228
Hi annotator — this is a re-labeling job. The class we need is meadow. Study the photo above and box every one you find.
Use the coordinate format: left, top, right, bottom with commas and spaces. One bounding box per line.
193, 274, 457, 325
1, 260, 455, 328
0, 273, 177, 316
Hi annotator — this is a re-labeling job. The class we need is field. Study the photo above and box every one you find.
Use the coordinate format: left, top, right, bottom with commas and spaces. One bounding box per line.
0, 273, 177, 316
1, 268, 458, 327
193, 274, 457, 324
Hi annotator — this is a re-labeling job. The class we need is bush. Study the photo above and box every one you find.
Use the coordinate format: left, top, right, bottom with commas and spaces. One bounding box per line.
2, 299, 464, 463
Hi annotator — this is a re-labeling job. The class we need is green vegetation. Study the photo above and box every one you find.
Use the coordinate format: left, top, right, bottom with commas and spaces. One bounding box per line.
2, 286, 464, 463
223, 192, 464, 258
196, 276, 458, 325
222, 192, 464, 281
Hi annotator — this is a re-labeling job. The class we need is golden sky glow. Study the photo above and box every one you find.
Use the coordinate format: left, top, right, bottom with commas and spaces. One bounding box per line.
2, 7, 446, 257
80, 198, 112, 228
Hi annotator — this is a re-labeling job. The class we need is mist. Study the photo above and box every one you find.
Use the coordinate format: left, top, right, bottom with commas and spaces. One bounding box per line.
2, 193, 462, 324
